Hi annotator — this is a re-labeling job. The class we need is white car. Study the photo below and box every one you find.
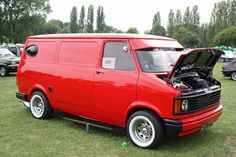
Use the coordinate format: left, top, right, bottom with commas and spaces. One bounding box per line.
0, 48, 20, 76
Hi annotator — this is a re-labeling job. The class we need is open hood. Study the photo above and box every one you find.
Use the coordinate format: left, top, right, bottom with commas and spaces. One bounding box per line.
168, 48, 224, 80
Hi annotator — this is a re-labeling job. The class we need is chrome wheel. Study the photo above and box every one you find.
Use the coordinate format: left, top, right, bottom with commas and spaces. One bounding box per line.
129, 116, 155, 147
30, 95, 45, 118
231, 72, 236, 81
0, 66, 7, 77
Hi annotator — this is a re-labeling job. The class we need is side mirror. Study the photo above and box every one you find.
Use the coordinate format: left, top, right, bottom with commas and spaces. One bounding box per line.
123, 46, 129, 53
25, 45, 38, 57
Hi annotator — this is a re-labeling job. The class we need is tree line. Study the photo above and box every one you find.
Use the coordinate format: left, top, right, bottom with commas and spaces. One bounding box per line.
0, 0, 236, 48
68, 5, 122, 33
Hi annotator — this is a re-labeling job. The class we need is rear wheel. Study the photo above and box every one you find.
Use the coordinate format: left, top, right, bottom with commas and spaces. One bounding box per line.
30, 91, 53, 119
0, 66, 9, 77
231, 72, 236, 81
127, 110, 164, 148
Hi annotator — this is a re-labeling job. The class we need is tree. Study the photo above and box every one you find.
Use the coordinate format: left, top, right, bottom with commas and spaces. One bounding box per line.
210, 0, 232, 33
208, 0, 236, 45
191, 5, 200, 27
61, 22, 70, 33
150, 12, 166, 36
183, 7, 191, 28
34, 20, 58, 35
49, 20, 64, 30
213, 26, 236, 47
0, 0, 51, 42
96, 6, 106, 33
78, 6, 85, 33
174, 9, 182, 27
198, 23, 211, 47
167, 9, 175, 37
173, 26, 200, 48
126, 27, 139, 34
229, 0, 236, 25
70, 6, 79, 33
182, 31, 201, 48
86, 5, 94, 33
103, 25, 123, 33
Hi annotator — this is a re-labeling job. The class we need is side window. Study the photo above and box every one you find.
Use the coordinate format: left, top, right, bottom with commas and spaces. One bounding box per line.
102, 42, 135, 71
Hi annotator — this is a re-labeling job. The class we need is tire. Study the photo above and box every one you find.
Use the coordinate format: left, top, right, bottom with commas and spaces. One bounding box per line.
30, 91, 53, 119
0, 66, 9, 77
127, 110, 164, 148
231, 72, 236, 81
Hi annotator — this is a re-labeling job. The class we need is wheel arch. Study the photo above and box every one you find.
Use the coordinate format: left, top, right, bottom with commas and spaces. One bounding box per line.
28, 84, 50, 103
124, 102, 164, 127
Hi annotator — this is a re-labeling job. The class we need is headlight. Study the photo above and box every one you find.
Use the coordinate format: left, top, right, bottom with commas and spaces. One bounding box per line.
174, 98, 189, 114
181, 99, 189, 112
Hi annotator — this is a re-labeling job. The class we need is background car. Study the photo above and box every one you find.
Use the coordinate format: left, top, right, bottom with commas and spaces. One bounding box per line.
0, 48, 20, 77
220, 50, 235, 62
0, 43, 21, 57
222, 58, 236, 80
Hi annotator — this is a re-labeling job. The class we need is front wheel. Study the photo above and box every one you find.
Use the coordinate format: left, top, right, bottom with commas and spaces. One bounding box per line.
127, 110, 164, 148
231, 72, 236, 81
30, 91, 53, 119
0, 66, 9, 77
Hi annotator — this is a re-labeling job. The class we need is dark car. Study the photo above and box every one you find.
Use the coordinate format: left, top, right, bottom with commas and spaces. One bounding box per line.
222, 59, 236, 80
0, 48, 20, 77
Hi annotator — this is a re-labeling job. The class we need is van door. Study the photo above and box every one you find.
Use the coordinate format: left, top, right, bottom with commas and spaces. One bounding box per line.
93, 41, 139, 126
52, 40, 98, 116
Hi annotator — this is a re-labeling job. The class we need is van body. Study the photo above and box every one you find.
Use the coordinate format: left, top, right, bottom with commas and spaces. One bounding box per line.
16, 34, 223, 148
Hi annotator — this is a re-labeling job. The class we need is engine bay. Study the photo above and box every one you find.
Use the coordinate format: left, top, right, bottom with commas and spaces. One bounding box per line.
171, 71, 220, 92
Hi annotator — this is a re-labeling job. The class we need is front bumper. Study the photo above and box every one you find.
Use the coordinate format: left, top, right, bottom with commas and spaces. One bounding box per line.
163, 104, 223, 137
8, 64, 18, 72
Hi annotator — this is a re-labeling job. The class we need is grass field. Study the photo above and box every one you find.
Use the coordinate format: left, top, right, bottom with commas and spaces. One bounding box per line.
0, 63, 235, 157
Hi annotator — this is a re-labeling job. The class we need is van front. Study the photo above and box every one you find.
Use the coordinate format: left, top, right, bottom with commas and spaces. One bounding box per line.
130, 38, 223, 137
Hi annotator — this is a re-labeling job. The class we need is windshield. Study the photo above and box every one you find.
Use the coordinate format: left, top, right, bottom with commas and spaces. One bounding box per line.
136, 48, 182, 72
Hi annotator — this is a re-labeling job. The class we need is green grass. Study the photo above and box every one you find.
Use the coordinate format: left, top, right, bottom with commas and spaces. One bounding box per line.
0, 63, 235, 157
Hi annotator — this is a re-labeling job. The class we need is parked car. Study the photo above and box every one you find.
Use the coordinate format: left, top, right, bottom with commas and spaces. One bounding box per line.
0, 43, 21, 57
222, 58, 236, 80
16, 34, 223, 148
0, 48, 20, 76
220, 50, 235, 62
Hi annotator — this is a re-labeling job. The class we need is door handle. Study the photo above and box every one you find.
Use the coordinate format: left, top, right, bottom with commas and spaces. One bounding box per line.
96, 70, 105, 74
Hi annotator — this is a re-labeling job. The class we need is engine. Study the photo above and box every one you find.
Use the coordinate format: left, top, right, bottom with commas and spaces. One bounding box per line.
172, 72, 212, 91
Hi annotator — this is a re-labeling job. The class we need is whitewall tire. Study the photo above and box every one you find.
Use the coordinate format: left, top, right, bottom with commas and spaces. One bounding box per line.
127, 110, 164, 148
30, 91, 53, 119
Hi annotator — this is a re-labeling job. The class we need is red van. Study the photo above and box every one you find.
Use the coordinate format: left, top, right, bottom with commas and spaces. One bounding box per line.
16, 34, 223, 148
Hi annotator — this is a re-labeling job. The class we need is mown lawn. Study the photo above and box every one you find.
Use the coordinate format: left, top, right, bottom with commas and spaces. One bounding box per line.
0, 63, 235, 157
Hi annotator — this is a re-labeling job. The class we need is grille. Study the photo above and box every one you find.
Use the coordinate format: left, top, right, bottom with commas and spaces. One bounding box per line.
189, 90, 221, 111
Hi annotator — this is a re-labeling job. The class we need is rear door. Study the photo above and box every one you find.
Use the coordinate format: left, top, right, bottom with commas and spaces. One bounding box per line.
93, 40, 139, 126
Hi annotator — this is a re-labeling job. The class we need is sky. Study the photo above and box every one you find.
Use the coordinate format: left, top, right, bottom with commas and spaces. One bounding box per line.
47, 0, 223, 33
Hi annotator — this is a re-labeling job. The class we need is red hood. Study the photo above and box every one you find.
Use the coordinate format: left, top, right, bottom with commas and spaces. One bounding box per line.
168, 48, 225, 80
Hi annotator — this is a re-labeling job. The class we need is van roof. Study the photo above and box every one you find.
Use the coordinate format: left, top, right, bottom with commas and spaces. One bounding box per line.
28, 33, 175, 41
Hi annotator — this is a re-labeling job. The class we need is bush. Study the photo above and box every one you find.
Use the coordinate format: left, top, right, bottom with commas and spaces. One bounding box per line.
213, 26, 236, 47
